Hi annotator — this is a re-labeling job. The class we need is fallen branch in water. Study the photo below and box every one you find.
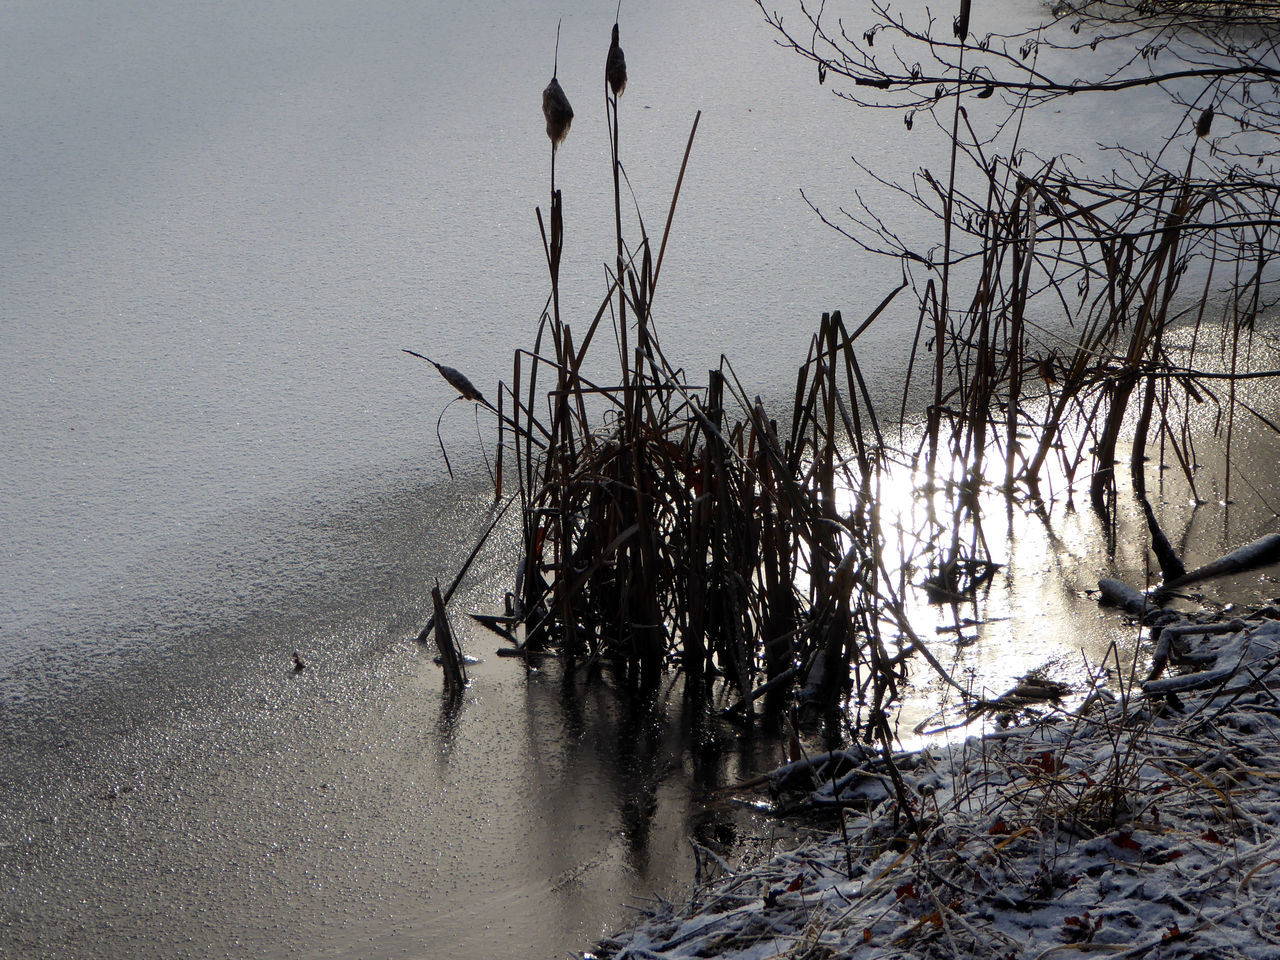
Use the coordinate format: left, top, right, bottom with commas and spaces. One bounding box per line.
1156, 533, 1280, 595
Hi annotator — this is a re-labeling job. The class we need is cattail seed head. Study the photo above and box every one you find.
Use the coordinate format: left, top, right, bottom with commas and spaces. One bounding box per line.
543, 77, 574, 147
1196, 105, 1214, 139
606, 23, 627, 98
954, 0, 971, 40
402, 349, 489, 405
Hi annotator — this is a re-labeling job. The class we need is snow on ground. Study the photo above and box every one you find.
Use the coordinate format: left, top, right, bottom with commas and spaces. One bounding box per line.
585, 614, 1280, 959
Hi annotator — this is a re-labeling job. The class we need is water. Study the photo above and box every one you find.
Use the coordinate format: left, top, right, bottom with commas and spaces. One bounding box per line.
1, 2, 887, 956
3, 0, 1278, 958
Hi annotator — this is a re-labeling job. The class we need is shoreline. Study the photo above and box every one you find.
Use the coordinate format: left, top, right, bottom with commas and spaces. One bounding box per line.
586, 604, 1280, 959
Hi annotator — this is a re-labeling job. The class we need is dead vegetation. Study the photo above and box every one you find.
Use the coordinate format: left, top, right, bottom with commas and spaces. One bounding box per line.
589, 622, 1280, 957
409, 6, 1280, 756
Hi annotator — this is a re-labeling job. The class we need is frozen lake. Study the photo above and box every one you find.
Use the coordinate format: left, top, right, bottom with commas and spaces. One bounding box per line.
3, 0, 1277, 958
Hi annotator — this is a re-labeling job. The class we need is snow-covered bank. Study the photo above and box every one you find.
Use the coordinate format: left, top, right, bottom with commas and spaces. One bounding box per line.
586, 613, 1280, 959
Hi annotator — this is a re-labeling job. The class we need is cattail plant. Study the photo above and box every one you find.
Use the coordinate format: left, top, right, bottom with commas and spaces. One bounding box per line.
605, 7, 631, 409
402, 348, 492, 408
422, 20, 964, 745
606, 5, 627, 99
543, 78, 574, 147
953, 0, 970, 41
542, 20, 574, 187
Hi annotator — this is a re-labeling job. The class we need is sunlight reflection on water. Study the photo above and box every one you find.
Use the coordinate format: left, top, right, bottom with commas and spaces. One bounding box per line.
844, 318, 1280, 749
